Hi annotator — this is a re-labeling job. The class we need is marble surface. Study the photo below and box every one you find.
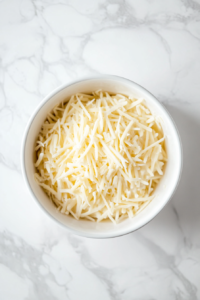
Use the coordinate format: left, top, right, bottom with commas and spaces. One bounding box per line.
0, 0, 200, 299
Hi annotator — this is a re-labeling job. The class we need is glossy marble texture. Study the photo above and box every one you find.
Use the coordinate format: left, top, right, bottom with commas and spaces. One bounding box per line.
0, 0, 200, 299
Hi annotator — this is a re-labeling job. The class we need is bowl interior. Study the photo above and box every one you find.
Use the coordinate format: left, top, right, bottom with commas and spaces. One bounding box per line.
23, 76, 182, 238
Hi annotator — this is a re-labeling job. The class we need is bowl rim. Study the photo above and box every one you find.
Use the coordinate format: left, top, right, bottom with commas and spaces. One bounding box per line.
21, 74, 183, 239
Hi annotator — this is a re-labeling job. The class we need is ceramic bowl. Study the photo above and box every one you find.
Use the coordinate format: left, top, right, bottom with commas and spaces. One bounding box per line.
21, 75, 182, 238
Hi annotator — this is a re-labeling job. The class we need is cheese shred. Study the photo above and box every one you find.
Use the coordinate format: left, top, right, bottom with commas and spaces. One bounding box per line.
35, 91, 167, 223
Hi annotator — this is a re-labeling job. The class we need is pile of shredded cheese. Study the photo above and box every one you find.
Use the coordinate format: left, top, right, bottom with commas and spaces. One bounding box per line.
35, 90, 167, 224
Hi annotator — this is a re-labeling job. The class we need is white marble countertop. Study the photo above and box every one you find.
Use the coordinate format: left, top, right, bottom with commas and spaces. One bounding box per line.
0, 0, 200, 299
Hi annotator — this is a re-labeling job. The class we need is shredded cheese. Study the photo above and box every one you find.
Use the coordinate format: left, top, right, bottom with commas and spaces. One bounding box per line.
35, 91, 167, 224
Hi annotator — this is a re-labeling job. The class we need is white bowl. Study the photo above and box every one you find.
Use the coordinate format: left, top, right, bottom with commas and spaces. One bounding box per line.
21, 75, 182, 238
